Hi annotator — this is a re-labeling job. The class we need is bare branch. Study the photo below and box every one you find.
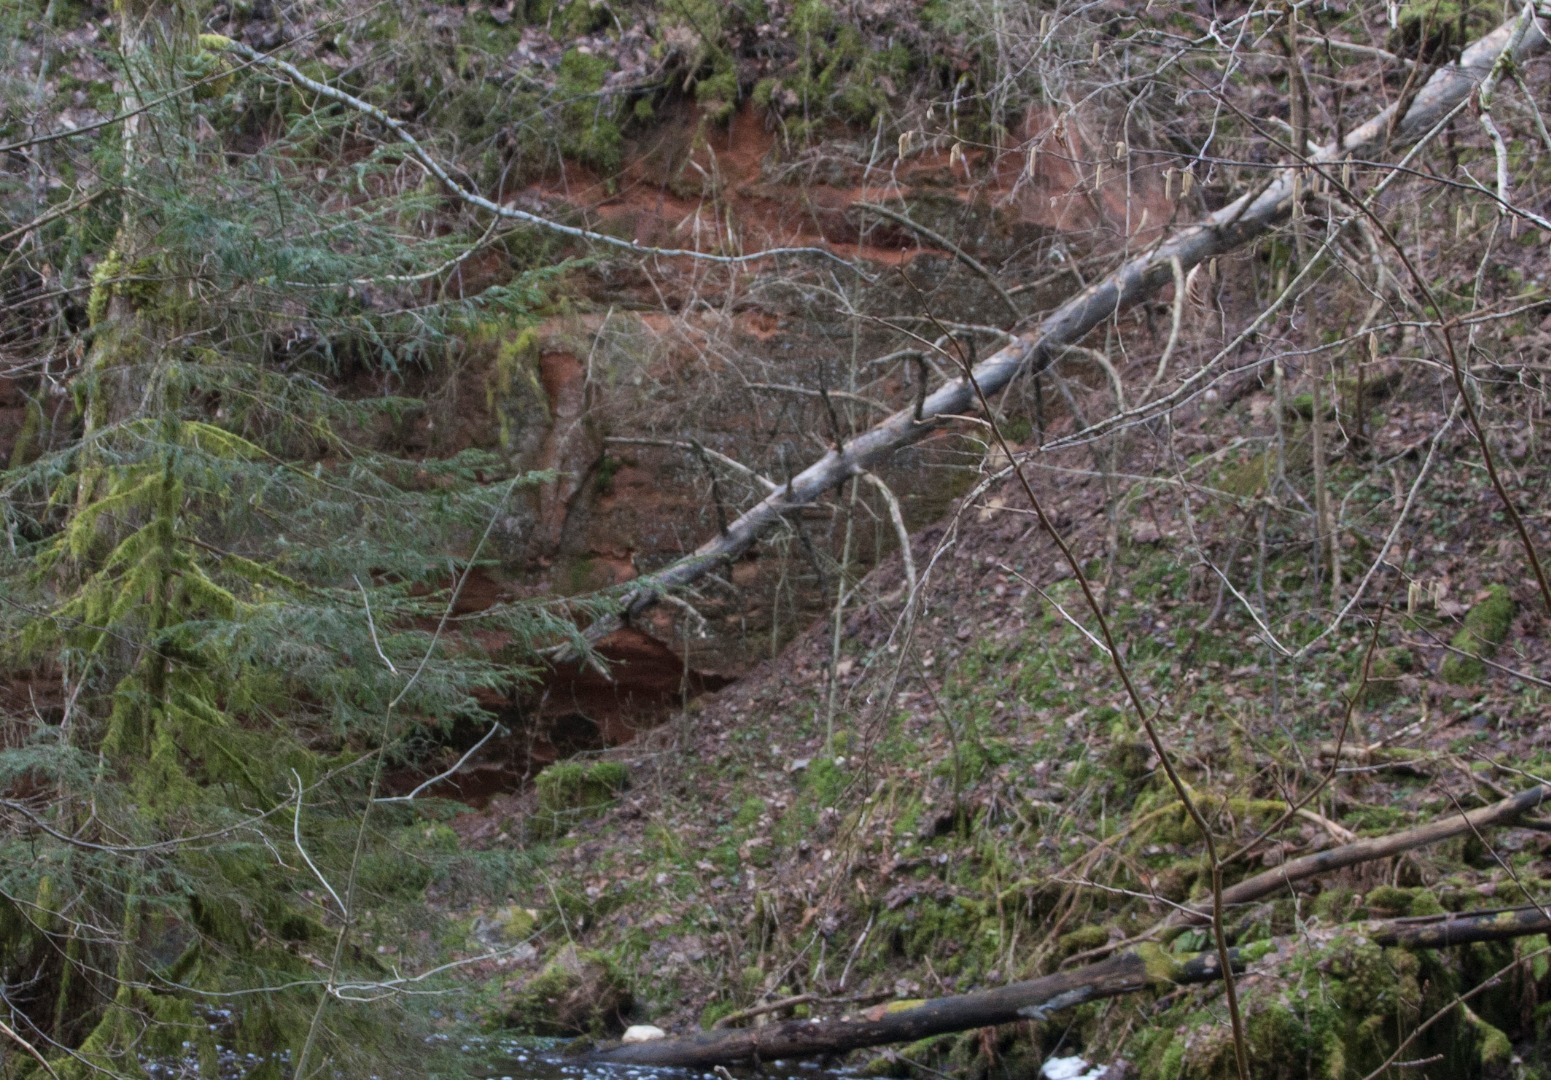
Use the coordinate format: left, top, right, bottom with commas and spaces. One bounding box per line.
564, 12, 1549, 647
375, 723, 507, 804
204, 36, 870, 278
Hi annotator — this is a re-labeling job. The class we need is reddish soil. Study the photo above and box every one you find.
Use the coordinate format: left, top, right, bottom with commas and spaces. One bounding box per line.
0, 99, 1180, 801
521, 103, 1173, 263
382, 626, 733, 805
385, 100, 1191, 794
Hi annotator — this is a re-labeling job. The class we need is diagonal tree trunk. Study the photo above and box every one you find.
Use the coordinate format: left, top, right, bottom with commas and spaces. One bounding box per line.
1165, 782, 1550, 928
570, 9, 1549, 648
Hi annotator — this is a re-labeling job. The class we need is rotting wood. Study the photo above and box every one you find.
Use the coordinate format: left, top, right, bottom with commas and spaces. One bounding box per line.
1058, 781, 1551, 969
591, 905, 1551, 1067
1166, 782, 1551, 927
560, 11, 1550, 651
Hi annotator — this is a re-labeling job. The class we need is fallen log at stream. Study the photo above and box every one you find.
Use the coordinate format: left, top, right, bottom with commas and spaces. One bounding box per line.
592, 905, 1551, 1067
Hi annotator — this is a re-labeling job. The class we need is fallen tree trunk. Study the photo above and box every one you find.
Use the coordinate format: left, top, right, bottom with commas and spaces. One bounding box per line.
1168, 782, 1551, 927
592, 904, 1551, 1067
569, 9, 1549, 645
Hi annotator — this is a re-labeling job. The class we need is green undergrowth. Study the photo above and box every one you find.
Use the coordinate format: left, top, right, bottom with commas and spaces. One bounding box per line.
1130, 934, 1533, 1080
1440, 585, 1516, 685
0, 7, 590, 1073
479, 447, 1545, 1074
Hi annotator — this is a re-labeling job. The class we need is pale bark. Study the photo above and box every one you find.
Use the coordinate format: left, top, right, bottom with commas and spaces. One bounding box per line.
573, 10, 1550, 645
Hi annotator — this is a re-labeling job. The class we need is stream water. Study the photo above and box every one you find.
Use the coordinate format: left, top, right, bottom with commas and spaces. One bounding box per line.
141, 1029, 861, 1080
473, 1038, 1109, 1080
142, 1017, 1106, 1080
473, 1037, 855, 1080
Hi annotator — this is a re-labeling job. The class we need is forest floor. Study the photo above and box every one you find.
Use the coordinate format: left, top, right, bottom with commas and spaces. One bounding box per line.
8, 3, 1551, 1077
427, 315, 1551, 1080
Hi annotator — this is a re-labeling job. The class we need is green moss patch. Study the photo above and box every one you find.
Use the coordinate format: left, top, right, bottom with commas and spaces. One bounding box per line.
1440, 585, 1515, 685
533, 760, 630, 838
503, 945, 633, 1036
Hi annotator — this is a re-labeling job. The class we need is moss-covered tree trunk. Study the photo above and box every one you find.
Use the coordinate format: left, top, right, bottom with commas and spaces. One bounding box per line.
40, 5, 196, 1073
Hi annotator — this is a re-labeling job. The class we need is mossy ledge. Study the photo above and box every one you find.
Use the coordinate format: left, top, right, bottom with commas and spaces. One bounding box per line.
533, 760, 630, 838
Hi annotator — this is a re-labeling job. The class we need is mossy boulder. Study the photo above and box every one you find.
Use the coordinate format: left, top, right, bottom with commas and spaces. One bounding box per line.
532, 759, 629, 838
472, 903, 540, 947
1129, 932, 1526, 1080
504, 944, 633, 1036
1057, 924, 1110, 960
1440, 585, 1515, 685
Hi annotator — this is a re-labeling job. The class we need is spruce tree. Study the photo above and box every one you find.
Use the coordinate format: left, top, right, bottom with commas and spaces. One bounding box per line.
1, 2, 586, 1074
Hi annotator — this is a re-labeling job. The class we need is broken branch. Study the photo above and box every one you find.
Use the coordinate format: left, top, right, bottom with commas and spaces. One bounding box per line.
1168, 783, 1551, 927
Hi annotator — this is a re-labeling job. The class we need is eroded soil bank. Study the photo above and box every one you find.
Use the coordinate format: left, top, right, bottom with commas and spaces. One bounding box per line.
442, 341, 1551, 1078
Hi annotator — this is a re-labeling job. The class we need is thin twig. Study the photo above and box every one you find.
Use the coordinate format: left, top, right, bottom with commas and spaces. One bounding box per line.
862, 471, 917, 602
291, 769, 345, 913
375, 722, 507, 804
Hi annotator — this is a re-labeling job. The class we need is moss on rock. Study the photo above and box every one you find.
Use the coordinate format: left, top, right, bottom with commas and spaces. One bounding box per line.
1057, 924, 1110, 959
1126, 929, 1542, 1080
1440, 585, 1515, 685
504, 944, 633, 1036
533, 759, 630, 838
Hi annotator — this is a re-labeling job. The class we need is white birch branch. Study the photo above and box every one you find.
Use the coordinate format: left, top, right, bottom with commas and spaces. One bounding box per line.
202, 35, 867, 277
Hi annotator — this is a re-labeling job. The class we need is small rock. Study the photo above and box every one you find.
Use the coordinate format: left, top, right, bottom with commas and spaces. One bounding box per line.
1042, 1057, 1107, 1080
1129, 520, 1161, 545
472, 904, 539, 947
621, 1025, 667, 1044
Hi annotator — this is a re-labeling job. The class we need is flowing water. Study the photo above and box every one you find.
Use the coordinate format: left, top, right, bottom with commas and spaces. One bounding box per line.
140, 1027, 858, 1080
473, 1037, 856, 1080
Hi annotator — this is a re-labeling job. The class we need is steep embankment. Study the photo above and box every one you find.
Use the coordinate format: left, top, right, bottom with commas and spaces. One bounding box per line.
379, 7, 1551, 1077
367, 88, 1170, 790
6, 2, 1551, 1076
446, 313, 1551, 1077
